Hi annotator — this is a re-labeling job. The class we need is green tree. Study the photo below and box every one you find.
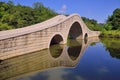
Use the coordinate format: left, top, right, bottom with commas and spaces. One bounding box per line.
104, 23, 112, 30
0, 1, 57, 30
107, 8, 120, 30
82, 17, 102, 31
0, 22, 13, 31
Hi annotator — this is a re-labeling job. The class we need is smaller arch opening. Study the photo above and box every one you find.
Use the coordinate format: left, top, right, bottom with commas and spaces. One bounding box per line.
84, 33, 88, 44
50, 34, 64, 46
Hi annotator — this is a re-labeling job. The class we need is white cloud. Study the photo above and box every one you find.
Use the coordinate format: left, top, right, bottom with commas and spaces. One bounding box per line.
76, 76, 85, 80
46, 69, 68, 80
58, 4, 67, 14
98, 66, 109, 75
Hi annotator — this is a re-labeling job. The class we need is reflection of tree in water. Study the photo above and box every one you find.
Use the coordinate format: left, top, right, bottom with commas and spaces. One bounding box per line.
90, 42, 97, 46
107, 48, 120, 59
101, 38, 120, 59
67, 40, 82, 60
50, 44, 63, 58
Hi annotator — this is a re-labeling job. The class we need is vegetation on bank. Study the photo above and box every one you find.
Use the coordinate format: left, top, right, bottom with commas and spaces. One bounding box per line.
0, 1, 57, 31
100, 30, 120, 38
82, 8, 120, 32
99, 8, 120, 38
82, 17, 102, 31
82, 8, 120, 38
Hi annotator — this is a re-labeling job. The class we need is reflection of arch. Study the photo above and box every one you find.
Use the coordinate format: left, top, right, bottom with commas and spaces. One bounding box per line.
65, 37, 100, 65
49, 44, 63, 58
68, 22, 83, 39
67, 40, 82, 60
49, 34, 64, 47
68, 46, 82, 60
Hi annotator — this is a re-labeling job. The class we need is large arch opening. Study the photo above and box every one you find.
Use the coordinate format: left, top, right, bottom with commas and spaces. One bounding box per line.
68, 22, 83, 40
50, 34, 64, 46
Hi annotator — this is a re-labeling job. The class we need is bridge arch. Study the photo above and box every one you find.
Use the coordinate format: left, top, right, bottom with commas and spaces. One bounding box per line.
68, 21, 83, 40
84, 33, 88, 44
48, 33, 65, 48
84, 33, 88, 38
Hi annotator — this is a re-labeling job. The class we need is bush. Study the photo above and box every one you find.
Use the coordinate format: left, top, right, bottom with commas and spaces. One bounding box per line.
0, 23, 13, 31
100, 30, 120, 38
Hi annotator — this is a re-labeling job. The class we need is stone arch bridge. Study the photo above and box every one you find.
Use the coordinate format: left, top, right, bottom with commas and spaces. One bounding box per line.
0, 14, 100, 60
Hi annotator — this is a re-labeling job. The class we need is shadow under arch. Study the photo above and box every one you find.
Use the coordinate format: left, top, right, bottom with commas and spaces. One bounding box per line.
68, 22, 83, 39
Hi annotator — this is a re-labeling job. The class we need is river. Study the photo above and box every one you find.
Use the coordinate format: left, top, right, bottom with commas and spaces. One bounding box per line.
0, 37, 120, 80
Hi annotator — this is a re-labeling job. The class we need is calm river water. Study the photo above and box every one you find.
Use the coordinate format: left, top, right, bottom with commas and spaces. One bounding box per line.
0, 37, 120, 80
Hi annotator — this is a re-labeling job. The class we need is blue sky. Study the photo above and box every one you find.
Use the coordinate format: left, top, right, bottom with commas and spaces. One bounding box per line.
2, 0, 120, 23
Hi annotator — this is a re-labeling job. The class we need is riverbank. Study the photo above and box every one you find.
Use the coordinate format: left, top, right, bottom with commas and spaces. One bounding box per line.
99, 30, 120, 38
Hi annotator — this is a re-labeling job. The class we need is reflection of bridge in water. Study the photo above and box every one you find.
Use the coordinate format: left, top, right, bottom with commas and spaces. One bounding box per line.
0, 37, 100, 80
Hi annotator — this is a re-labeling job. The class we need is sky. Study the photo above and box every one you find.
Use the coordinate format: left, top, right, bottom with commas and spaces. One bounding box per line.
1, 0, 120, 23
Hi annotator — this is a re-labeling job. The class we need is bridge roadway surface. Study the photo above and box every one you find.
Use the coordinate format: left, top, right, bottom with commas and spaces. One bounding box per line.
0, 14, 100, 60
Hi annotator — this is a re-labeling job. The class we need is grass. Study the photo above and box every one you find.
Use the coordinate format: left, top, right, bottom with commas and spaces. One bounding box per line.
100, 30, 120, 38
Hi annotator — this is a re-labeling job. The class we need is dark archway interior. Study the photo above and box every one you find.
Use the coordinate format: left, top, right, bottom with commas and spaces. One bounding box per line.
0, 59, 3, 64
50, 34, 63, 46
84, 33, 88, 44
68, 22, 83, 39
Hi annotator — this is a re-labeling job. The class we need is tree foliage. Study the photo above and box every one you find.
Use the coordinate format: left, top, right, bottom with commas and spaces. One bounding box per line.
106, 8, 120, 30
82, 17, 102, 31
0, 1, 57, 30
